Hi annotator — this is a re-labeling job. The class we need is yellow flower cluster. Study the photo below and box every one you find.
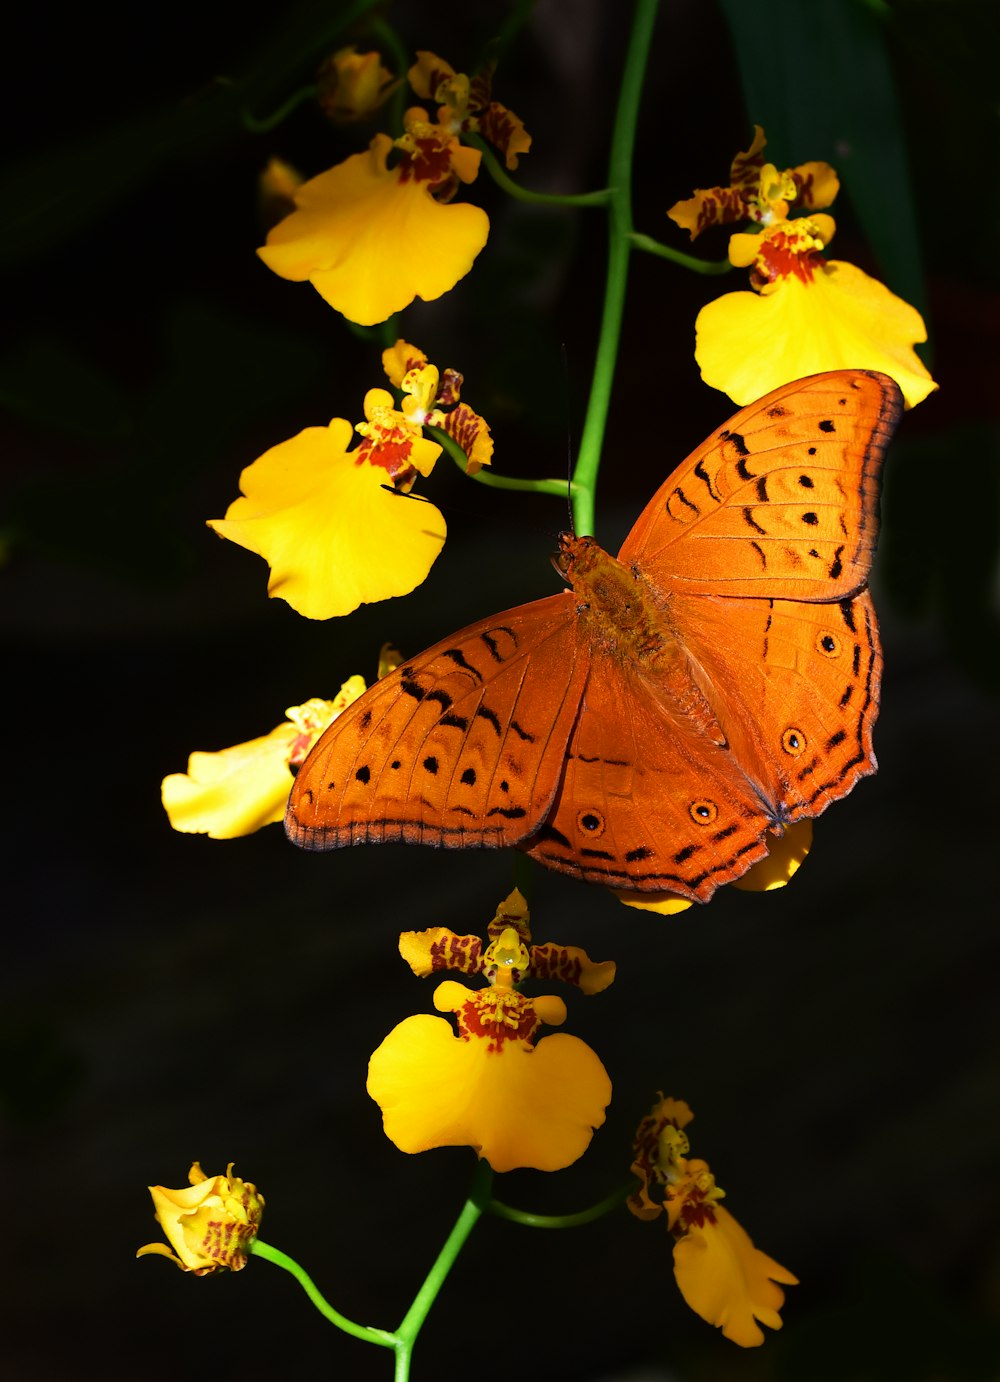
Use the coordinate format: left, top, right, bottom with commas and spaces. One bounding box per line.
670, 126, 937, 409
259, 51, 530, 324
207, 340, 490, 620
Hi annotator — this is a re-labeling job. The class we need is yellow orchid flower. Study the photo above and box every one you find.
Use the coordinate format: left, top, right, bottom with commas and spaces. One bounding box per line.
367, 890, 613, 1172
137, 1163, 264, 1275
161, 684, 365, 838
629, 1096, 797, 1347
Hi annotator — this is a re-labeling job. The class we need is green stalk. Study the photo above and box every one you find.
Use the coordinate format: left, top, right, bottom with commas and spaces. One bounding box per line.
488, 1182, 632, 1228
470, 135, 612, 208
570, 0, 661, 537
429, 423, 576, 496
630, 231, 732, 274
392, 1161, 493, 1372
251, 1162, 494, 1381
250, 1240, 395, 1348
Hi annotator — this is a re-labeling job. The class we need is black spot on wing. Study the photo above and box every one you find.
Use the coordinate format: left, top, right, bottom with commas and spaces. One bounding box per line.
743, 507, 767, 535
443, 647, 483, 679
671, 487, 700, 517
477, 705, 502, 736
819, 419, 836, 433
672, 843, 701, 864
694, 460, 722, 501
720, 428, 749, 456
533, 822, 572, 849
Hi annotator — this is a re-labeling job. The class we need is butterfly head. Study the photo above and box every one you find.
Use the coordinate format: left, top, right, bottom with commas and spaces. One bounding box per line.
552, 532, 599, 583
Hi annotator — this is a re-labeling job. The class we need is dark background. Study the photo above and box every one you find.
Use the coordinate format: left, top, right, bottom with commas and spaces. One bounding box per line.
3, 1, 999, 1379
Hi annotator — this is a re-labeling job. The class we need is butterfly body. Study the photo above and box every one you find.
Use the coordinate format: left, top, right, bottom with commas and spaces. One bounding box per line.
287, 371, 903, 902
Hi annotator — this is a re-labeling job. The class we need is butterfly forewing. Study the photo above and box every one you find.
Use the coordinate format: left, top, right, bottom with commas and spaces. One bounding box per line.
286, 594, 585, 850
619, 371, 902, 600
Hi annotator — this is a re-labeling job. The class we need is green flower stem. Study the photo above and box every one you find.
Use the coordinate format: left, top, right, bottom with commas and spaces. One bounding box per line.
242, 84, 319, 132
369, 17, 410, 134
392, 1161, 493, 1377
429, 424, 576, 497
630, 231, 733, 275
469, 135, 612, 208
570, 0, 661, 538
250, 1240, 395, 1349
251, 1162, 495, 1381
488, 1182, 632, 1229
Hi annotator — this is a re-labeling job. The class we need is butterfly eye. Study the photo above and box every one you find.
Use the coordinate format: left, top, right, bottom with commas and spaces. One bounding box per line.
576, 809, 606, 837
688, 799, 718, 825
815, 630, 841, 658
781, 727, 807, 756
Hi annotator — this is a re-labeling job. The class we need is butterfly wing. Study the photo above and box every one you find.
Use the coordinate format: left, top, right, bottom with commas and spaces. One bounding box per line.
286, 594, 586, 850
668, 587, 882, 823
619, 370, 902, 598
615, 369, 899, 846
522, 644, 775, 902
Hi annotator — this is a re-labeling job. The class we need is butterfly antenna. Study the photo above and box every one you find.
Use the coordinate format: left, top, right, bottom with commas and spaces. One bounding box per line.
379, 485, 436, 504
560, 342, 576, 535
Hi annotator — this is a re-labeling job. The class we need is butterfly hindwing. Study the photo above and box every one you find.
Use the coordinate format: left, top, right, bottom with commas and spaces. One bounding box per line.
671, 588, 882, 823
286, 594, 585, 850
523, 647, 775, 901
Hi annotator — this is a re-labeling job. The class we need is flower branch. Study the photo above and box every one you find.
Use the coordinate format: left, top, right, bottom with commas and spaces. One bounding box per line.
629, 230, 732, 274
465, 133, 612, 207
428, 423, 578, 497
487, 1183, 632, 1229
251, 1240, 397, 1348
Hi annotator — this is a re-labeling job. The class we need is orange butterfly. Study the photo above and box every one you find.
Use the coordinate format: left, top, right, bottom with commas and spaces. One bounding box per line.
286, 370, 902, 903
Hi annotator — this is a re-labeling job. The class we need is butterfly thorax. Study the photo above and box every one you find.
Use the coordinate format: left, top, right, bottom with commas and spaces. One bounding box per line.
558, 533, 723, 739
